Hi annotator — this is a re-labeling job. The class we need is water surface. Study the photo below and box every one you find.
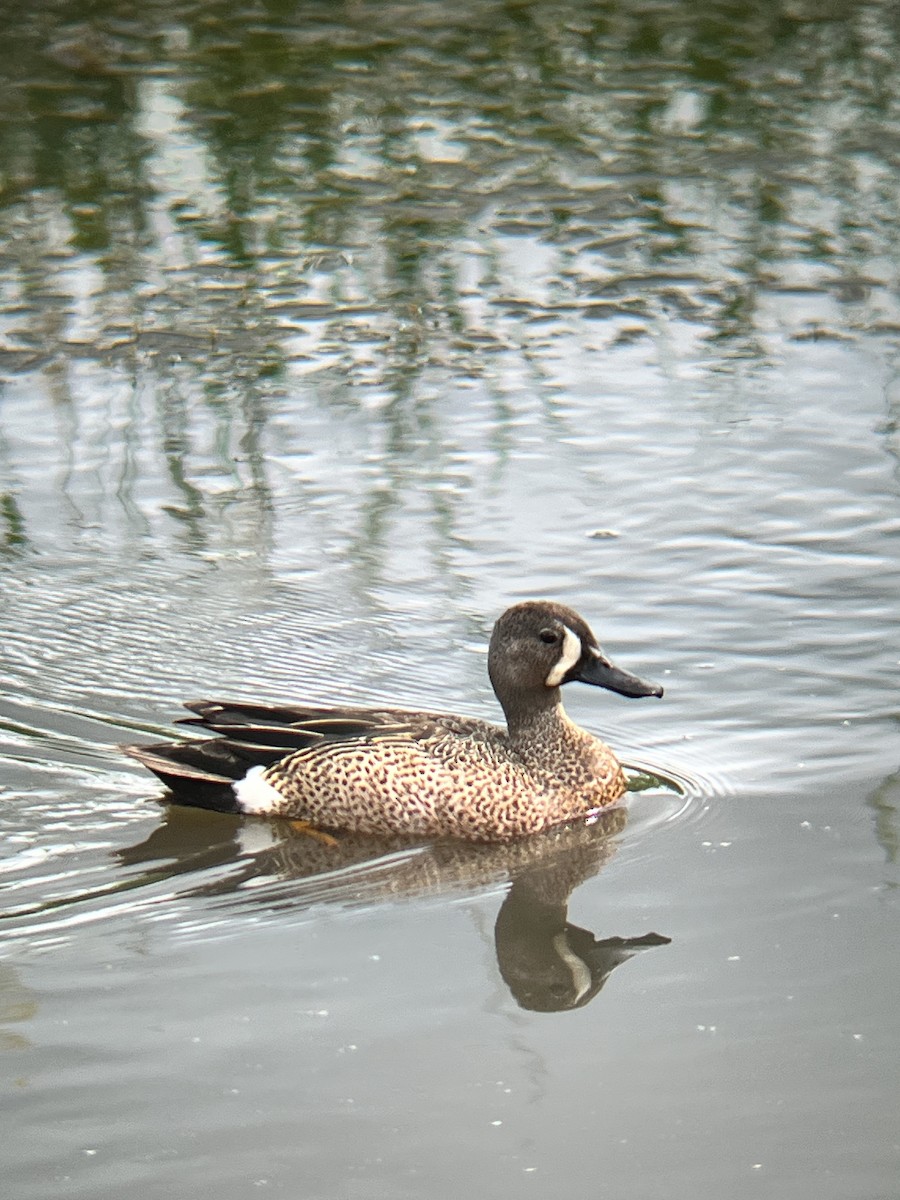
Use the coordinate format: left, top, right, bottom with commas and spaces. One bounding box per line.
1, 3, 899, 1198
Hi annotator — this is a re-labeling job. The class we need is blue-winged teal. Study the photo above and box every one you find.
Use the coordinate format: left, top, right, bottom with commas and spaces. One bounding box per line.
124, 600, 663, 843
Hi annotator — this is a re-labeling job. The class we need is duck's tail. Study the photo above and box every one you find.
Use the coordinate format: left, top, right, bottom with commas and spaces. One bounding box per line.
122, 699, 377, 816
121, 738, 284, 813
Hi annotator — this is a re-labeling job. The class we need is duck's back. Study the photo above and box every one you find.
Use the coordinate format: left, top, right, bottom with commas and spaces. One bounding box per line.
126, 699, 625, 842
261, 716, 625, 841
214, 702, 544, 840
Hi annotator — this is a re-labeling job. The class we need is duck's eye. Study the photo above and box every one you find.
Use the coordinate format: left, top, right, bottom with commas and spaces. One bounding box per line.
539, 628, 559, 644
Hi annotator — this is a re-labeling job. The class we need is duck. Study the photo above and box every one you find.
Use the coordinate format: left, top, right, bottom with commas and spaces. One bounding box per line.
123, 600, 663, 843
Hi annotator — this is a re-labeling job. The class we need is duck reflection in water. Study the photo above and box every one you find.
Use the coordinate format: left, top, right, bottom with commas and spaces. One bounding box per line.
118, 803, 670, 1013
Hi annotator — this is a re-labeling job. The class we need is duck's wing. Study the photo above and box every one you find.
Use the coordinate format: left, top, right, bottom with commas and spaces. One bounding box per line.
176, 699, 496, 746
122, 699, 503, 812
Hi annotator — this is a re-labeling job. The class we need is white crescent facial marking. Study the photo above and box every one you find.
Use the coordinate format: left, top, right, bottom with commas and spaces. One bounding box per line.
234, 764, 284, 815
545, 625, 582, 687
551, 933, 593, 1004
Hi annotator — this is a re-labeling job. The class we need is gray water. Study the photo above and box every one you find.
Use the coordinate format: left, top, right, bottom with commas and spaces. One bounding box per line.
1, 2, 898, 1197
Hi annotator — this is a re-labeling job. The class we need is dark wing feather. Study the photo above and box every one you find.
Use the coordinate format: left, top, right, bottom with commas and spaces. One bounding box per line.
181, 699, 410, 729
175, 719, 328, 750
177, 699, 461, 751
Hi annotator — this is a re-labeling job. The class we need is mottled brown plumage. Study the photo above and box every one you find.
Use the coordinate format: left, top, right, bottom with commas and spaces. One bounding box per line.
124, 600, 663, 842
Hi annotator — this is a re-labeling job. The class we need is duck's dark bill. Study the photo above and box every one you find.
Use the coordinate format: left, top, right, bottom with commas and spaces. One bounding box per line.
574, 654, 664, 699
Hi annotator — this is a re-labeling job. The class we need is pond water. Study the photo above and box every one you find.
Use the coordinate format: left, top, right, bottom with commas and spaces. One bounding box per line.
1, 2, 899, 1197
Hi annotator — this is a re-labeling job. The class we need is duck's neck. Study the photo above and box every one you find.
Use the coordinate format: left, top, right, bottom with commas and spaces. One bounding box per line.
501, 687, 571, 744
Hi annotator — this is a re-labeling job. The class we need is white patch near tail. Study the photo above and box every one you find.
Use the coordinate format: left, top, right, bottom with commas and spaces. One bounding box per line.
233, 765, 284, 815
235, 823, 281, 856
545, 625, 582, 687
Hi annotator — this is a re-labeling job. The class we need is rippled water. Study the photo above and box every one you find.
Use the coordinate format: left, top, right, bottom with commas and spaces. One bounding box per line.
1, 2, 899, 1198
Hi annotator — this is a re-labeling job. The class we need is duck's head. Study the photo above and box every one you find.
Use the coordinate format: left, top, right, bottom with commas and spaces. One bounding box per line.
488, 600, 663, 714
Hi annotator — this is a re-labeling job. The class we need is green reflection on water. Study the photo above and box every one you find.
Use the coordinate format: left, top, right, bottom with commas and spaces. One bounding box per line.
2, 1, 899, 346
1, 0, 900, 570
